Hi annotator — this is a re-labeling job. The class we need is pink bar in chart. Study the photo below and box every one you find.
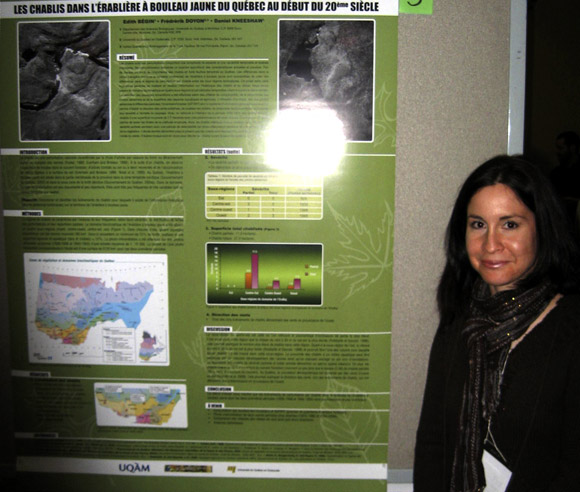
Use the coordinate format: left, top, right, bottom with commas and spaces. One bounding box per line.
251, 253, 259, 289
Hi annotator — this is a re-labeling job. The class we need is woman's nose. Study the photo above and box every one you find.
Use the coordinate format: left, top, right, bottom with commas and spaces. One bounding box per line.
483, 230, 502, 252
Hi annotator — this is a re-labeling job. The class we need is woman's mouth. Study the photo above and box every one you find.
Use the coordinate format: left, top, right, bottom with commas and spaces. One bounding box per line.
481, 260, 507, 269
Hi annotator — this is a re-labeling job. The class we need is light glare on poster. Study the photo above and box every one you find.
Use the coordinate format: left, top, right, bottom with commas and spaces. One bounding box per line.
265, 107, 346, 177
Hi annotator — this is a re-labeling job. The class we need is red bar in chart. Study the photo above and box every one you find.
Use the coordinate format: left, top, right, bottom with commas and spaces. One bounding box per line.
251, 253, 259, 289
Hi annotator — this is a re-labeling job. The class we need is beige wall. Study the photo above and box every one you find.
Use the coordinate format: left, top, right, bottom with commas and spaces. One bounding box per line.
391, 0, 511, 469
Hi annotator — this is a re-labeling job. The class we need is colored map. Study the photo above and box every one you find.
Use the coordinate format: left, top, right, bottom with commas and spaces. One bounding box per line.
139, 331, 165, 361
95, 385, 186, 427
25, 253, 169, 365
35, 273, 154, 345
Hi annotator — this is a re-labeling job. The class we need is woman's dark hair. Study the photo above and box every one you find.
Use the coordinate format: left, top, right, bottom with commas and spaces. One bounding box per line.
438, 154, 580, 327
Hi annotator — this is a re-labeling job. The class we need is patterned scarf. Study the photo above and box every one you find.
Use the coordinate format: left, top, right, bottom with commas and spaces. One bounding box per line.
450, 279, 556, 492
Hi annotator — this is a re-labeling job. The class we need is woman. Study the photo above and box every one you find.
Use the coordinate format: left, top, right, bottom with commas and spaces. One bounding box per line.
414, 155, 580, 492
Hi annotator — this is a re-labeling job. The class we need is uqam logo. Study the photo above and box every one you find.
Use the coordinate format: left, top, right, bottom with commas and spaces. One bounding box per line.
119, 463, 151, 473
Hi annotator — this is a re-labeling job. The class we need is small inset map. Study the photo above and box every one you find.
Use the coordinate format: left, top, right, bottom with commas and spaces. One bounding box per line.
25, 253, 169, 365
139, 331, 165, 361
95, 383, 187, 428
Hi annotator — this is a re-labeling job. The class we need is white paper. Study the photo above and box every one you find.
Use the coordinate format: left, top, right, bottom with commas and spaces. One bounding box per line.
482, 449, 512, 492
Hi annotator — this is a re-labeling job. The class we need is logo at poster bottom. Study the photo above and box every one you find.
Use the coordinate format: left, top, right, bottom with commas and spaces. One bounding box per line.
118, 462, 151, 473
164, 464, 213, 473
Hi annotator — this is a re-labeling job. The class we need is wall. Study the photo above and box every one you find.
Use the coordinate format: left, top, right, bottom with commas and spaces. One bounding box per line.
0, 0, 514, 477
391, 0, 511, 470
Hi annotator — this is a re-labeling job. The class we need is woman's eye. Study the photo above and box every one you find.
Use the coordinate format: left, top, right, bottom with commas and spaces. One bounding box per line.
505, 221, 519, 229
469, 220, 485, 229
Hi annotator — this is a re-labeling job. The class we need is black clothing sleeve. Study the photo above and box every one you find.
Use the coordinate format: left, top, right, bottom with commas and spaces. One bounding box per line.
413, 323, 463, 492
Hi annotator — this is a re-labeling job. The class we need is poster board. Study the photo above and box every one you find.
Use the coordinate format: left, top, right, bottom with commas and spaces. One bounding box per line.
0, 1, 398, 490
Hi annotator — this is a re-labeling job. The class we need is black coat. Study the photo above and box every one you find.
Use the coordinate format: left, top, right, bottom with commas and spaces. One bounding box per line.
414, 294, 580, 491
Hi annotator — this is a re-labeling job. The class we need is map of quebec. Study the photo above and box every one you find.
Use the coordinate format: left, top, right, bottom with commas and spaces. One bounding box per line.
35, 273, 154, 345
95, 387, 181, 425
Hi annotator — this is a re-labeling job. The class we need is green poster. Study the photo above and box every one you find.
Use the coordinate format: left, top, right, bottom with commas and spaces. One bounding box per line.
0, 0, 398, 490
399, 0, 433, 15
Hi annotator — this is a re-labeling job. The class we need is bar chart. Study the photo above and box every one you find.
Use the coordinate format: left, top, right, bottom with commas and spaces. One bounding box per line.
206, 243, 323, 305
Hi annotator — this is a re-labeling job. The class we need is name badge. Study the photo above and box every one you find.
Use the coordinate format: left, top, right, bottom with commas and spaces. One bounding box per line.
482, 449, 512, 492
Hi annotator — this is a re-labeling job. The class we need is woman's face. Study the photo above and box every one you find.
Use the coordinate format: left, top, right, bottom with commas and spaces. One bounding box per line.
465, 183, 537, 294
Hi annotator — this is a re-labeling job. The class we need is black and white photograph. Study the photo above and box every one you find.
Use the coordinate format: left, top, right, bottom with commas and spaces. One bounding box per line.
18, 21, 110, 141
278, 19, 375, 142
